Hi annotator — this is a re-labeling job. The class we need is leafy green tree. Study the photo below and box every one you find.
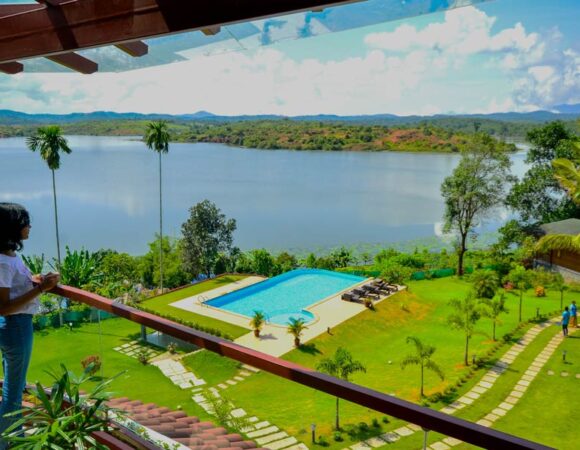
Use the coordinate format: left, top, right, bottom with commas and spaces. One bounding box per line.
470, 269, 499, 299
181, 200, 237, 278
316, 348, 366, 429
287, 318, 307, 347
144, 120, 170, 291
447, 295, 481, 366
99, 251, 139, 285
380, 262, 413, 285
400, 336, 444, 398
506, 122, 578, 224
480, 294, 509, 341
250, 249, 276, 276
139, 235, 189, 289
329, 247, 355, 268
441, 135, 513, 275
305, 253, 317, 268
275, 252, 298, 273
504, 265, 532, 322
27, 126, 71, 263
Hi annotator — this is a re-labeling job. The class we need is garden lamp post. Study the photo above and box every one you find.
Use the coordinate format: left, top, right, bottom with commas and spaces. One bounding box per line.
311, 424, 316, 443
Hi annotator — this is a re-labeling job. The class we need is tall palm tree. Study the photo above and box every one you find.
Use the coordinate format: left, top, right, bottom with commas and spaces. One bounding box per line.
401, 336, 444, 398
250, 310, 266, 338
480, 294, 509, 341
144, 121, 170, 292
287, 318, 307, 347
316, 347, 366, 429
27, 126, 71, 264
447, 295, 481, 366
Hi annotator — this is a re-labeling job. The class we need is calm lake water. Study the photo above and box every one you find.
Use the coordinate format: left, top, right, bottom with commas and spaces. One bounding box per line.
1, 136, 528, 258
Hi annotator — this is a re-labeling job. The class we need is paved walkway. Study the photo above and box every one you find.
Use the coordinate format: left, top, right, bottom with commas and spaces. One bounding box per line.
151, 357, 206, 389
339, 319, 554, 450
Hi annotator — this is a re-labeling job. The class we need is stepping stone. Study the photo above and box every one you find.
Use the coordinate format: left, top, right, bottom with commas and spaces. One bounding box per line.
505, 396, 519, 405
379, 433, 400, 443
526, 369, 539, 376
192, 379, 206, 386
449, 401, 465, 410
179, 382, 192, 389
521, 374, 535, 382
242, 364, 260, 372
465, 392, 480, 400
561, 372, 569, 377
248, 426, 279, 438
231, 408, 247, 418
226, 380, 238, 385
191, 387, 203, 393
239, 370, 252, 377
198, 402, 212, 412
517, 380, 530, 387
492, 408, 507, 417
218, 383, 228, 389
408, 423, 422, 432
458, 397, 474, 405
513, 385, 527, 393
576, 374, 580, 379
266, 437, 297, 450
256, 431, 288, 445
234, 376, 245, 381
499, 402, 514, 411
430, 443, 450, 450
350, 443, 372, 450
443, 437, 462, 447
394, 426, 413, 437
477, 419, 492, 427
284, 445, 308, 450
478, 381, 493, 389
510, 390, 524, 398
209, 387, 219, 394
484, 413, 499, 422
193, 394, 206, 402
365, 437, 387, 447
440, 407, 456, 415
248, 417, 259, 423
255, 421, 271, 429
482, 376, 497, 384
472, 386, 487, 394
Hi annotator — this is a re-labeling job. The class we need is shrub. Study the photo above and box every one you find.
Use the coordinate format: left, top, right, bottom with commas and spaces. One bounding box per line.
358, 422, 369, 432
382, 416, 390, 424
137, 348, 149, 365
317, 435, 329, 447
333, 432, 343, 442
167, 342, 178, 354
80, 355, 102, 376
535, 286, 546, 297
371, 418, 380, 428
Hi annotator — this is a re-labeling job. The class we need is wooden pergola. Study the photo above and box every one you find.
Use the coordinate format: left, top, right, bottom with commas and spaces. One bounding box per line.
0, 0, 360, 74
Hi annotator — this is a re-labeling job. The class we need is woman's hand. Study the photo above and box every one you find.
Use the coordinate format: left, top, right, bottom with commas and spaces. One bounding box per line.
39, 272, 60, 292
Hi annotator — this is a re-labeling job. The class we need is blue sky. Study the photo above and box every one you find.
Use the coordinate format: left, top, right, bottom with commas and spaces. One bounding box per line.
0, 0, 578, 115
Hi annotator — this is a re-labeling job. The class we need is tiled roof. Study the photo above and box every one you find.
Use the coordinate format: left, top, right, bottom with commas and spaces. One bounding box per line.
107, 397, 266, 450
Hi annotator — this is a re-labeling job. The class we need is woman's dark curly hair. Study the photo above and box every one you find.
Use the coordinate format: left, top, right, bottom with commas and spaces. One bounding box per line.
0, 203, 30, 252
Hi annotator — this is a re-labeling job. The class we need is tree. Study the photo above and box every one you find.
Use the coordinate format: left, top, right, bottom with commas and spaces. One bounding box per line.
181, 200, 237, 278
550, 273, 568, 310
470, 269, 499, 299
504, 266, 532, 322
400, 336, 444, 398
380, 262, 413, 285
316, 348, 366, 429
27, 126, 72, 264
138, 235, 189, 289
287, 318, 307, 347
144, 120, 170, 291
250, 249, 276, 276
250, 311, 266, 338
447, 295, 481, 366
441, 136, 513, 275
506, 122, 578, 224
480, 294, 509, 341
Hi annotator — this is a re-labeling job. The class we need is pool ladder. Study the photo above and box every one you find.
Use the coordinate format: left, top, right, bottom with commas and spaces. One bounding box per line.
197, 295, 208, 306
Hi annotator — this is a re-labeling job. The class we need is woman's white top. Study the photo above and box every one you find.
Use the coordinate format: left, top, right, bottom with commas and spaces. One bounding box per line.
0, 253, 40, 315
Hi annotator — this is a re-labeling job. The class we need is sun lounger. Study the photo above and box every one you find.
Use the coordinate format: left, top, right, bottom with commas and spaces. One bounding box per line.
341, 292, 362, 302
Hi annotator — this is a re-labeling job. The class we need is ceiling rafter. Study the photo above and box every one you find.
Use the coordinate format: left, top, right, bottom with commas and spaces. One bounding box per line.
47, 52, 97, 74
0, 0, 360, 66
0, 61, 23, 74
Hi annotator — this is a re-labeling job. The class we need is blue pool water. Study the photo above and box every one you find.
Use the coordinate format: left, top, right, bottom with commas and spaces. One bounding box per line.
206, 269, 365, 325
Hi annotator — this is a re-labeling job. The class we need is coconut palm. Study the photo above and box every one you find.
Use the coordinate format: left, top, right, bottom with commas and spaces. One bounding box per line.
447, 295, 481, 366
316, 347, 366, 429
27, 126, 71, 263
480, 293, 509, 341
144, 121, 170, 292
401, 336, 444, 398
287, 318, 307, 347
250, 311, 266, 338
470, 269, 499, 299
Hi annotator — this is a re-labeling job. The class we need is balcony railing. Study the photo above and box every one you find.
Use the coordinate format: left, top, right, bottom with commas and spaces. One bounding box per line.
48, 284, 552, 450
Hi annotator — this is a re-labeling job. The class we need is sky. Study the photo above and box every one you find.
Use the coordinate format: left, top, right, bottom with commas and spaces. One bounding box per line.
0, 0, 578, 116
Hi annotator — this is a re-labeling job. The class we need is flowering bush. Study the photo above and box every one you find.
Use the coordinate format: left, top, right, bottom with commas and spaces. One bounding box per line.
535, 286, 546, 297
80, 355, 102, 376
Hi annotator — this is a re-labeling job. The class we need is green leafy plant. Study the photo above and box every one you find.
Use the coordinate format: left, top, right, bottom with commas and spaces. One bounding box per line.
203, 390, 250, 433
137, 348, 150, 365
287, 317, 307, 347
51, 246, 103, 289
400, 336, 444, 398
2, 365, 122, 449
250, 310, 266, 337
81, 355, 102, 376
167, 342, 178, 354
22, 254, 46, 275
479, 294, 509, 341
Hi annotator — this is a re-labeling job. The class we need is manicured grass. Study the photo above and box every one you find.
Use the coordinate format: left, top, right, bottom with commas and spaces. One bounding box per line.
28, 318, 211, 421
182, 350, 243, 386
492, 328, 579, 450
141, 275, 250, 339
221, 277, 566, 448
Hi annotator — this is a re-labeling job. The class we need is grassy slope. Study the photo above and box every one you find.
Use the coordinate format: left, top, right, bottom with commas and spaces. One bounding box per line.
28, 319, 210, 420
223, 278, 565, 447
182, 350, 243, 386
141, 275, 250, 339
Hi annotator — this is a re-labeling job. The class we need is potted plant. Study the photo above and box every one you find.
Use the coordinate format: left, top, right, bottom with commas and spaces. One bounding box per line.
287, 317, 307, 347
250, 310, 266, 338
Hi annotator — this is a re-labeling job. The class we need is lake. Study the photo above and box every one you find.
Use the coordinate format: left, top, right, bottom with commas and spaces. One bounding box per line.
0, 136, 528, 258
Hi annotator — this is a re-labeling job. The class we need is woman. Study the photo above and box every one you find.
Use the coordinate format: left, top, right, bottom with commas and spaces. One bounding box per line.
0, 203, 59, 445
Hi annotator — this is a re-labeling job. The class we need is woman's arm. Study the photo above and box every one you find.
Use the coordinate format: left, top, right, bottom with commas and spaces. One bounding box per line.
0, 275, 60, 316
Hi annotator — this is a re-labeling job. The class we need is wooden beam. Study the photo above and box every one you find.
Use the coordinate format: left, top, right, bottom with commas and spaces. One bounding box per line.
46, 52, 98, 74
202, 26, 221, 36
0, 4, 44, 18
0, 62, 23, 74
0, 0, 361, 64
114, 41, 149, 57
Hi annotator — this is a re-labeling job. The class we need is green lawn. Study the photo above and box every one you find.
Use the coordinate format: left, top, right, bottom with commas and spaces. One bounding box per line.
221, 277, 567, 447
141, 275, 250, 339
28, 318, 211, 421
182, 350, 243, 386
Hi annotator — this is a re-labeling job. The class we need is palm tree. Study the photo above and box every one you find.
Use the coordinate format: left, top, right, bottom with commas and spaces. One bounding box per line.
447, 295, 481, 366
504, 266, 532, 322
550, 273, 568, 310
480, 294, 509, 341
250, 311, 266, 338
316, 347, 366, 429
287, 318, 307, 347
470, 269, 499, 299
27, 126, 71, 264
400, 336, 444, 398
144, 121, 170, 292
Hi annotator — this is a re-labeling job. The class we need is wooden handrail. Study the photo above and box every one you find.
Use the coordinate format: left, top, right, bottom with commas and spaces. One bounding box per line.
51, 284, 553, 450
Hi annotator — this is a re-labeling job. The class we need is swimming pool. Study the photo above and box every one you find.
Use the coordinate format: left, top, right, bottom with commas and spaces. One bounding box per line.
206, 269, 366, 325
